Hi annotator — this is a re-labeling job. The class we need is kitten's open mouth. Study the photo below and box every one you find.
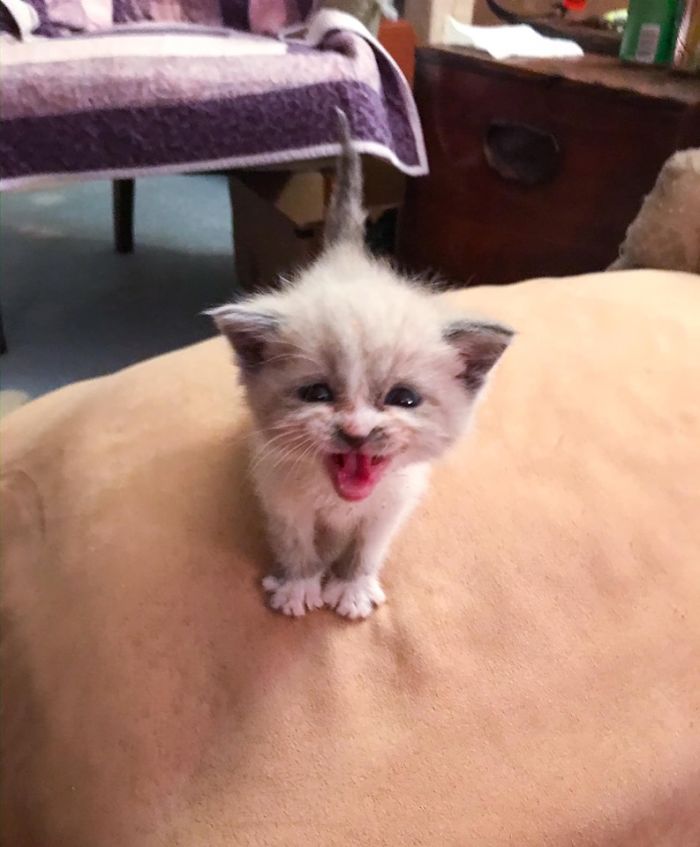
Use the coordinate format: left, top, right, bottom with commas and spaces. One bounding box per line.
325, 451, 390, 501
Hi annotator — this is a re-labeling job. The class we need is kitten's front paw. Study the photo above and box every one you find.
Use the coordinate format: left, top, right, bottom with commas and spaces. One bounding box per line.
262, 574, 324, 617
322, 575, 386, 620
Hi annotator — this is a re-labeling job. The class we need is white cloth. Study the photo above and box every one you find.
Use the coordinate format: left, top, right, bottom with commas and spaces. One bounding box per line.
443, 17, 584, 60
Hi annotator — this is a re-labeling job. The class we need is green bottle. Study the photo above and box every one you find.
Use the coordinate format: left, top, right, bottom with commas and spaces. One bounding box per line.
620, 0, 679, 65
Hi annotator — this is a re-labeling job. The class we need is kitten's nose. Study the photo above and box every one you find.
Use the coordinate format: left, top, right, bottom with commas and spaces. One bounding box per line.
336, 427, 374, 450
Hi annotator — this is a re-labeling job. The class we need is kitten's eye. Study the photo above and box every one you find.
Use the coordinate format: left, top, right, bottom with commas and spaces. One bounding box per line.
298, 383, 334, 403
384, 385, 422, 408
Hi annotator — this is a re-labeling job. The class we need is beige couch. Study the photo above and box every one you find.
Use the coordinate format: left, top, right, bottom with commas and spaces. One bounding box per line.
2, 269, 700, 846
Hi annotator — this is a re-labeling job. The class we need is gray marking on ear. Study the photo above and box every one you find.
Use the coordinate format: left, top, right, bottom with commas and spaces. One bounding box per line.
323, 107, 366, 249
444, 320, 515, 392
206, 304, 279, 372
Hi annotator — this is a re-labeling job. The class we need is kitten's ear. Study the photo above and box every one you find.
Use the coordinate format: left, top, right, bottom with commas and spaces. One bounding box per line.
444, 320, 515, 392
206, 304, 279, 371
323, 108, 366, 249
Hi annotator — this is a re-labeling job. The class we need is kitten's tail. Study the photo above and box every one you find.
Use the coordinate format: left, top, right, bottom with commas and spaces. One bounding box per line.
323, 108, 366, 250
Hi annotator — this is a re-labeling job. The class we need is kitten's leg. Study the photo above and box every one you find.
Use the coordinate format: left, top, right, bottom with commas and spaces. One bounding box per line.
323, 468, 428, 619
322, 526, 388, 620
261, 511, 325, 617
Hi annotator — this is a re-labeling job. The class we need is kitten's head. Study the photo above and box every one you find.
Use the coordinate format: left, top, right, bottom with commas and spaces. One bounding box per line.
209, 111, 513, 501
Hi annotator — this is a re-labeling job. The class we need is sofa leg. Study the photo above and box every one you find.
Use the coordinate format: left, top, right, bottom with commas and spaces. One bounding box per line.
112, 179, 135, 254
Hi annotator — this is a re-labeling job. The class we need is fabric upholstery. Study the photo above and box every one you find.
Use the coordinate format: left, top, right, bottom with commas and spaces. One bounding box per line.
2, 270, 700, 846
611, 148, 700, 275
0, 10, 427, 187
0, 0, 311, 35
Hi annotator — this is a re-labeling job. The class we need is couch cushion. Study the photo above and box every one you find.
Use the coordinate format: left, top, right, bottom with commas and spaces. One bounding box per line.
2, 269, 700, 846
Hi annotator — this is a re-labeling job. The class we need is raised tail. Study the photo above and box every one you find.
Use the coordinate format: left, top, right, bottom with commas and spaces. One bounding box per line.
323, 108, 366, 250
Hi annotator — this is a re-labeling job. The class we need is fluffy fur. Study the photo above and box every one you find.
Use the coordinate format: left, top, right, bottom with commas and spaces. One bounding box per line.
210, 112, 513, 619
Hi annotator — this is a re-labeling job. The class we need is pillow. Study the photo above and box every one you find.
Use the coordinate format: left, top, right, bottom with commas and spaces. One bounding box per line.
8, 0, 317, 37
15, 0, 314, 36
28, 0, 111, 34
112, 0, 223, 26
611, 148, 700, 274
232, 0, 314, 34
2, 270, 700, 845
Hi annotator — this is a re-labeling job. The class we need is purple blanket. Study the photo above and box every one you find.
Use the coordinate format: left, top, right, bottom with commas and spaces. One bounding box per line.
0, 8, 427, 189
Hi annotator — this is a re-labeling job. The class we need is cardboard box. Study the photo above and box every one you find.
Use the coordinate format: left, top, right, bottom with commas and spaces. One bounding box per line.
229, 158, 406, 291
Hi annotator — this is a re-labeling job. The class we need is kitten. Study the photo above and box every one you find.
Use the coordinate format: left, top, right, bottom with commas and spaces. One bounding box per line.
209, 111, 513, 619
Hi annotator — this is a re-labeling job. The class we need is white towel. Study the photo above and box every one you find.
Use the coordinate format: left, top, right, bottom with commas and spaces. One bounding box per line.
443, 17, 584, 61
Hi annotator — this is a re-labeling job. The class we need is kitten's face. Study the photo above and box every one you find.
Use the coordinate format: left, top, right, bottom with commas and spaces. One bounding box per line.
246, 313, 473, 501
212, 248, 512, 502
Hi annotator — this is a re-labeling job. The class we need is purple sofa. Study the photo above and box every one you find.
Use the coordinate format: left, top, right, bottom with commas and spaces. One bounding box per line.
0, 0, 426, 349
1, 1, 425, 188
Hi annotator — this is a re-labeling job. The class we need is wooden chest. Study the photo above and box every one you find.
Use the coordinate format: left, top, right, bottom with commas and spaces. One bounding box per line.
397, 47, 700, 285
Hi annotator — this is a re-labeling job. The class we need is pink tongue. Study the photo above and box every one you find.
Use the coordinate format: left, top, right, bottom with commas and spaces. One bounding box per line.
330, 452, 381, 501
340, 452, 371, 482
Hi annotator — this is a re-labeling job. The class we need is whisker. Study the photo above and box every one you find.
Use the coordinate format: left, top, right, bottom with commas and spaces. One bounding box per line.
285, 441, 319, 482
250, 432, 311, 475
277, 439, 318, 486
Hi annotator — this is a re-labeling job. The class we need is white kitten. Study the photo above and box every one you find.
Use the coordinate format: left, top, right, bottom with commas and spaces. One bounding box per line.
210, 111, 513, 619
